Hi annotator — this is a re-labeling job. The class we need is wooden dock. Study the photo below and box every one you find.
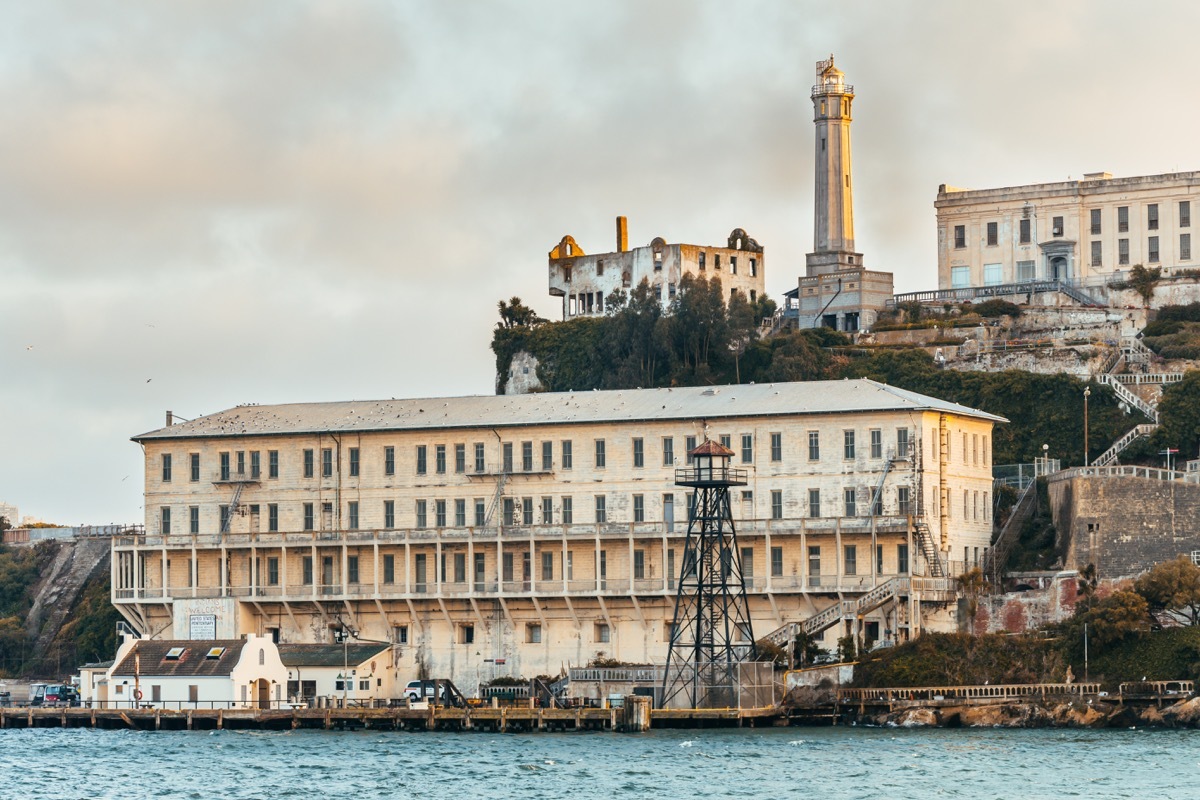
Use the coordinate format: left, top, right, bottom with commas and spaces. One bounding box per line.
0, 704, 786, 733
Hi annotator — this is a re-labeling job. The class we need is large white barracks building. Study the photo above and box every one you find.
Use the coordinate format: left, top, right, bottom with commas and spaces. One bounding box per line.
116, 380, 1001, 694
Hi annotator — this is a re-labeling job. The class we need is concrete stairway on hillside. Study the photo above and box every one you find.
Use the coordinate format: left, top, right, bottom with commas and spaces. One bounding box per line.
25, 538, 112, 663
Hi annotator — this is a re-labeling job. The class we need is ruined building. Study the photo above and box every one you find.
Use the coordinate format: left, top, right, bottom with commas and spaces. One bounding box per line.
547, 216, 767, 319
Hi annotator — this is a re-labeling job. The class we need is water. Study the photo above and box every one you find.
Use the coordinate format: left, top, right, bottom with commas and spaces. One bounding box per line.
3, 726, 1199, 799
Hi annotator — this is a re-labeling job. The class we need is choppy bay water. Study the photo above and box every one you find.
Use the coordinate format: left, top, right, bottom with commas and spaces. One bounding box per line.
3, 726, 1199, 800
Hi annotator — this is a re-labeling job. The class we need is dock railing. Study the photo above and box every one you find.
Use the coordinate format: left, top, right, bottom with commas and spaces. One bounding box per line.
838, 683, 1101, 704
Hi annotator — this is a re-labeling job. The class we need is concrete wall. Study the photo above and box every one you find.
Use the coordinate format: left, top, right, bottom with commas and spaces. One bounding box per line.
1049, 473, 1200, 580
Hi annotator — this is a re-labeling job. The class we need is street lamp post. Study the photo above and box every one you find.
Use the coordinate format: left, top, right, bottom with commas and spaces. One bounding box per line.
1083, 386, 1091, 467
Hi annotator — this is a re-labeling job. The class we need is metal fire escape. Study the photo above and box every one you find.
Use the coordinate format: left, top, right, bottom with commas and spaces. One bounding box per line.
662, 440, 756, 710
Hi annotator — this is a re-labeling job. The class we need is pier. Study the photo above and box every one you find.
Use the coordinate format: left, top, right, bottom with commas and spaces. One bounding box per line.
0, 703, 786, 733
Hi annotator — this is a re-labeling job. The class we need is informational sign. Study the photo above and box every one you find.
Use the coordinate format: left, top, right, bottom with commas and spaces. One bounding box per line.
189, 614, 217, 640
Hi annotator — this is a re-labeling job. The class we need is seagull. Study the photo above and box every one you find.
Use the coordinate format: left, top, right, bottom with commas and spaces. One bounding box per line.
25, 345, 33, 350
146, 378, 152, 383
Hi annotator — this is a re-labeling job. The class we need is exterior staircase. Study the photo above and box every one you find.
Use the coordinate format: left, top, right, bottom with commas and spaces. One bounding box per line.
982, 479, 1037, 584
761, 577, 913, 646
1099, 373, 1160, 423
913, 522, 947, 578
1092, 424, 1159, 467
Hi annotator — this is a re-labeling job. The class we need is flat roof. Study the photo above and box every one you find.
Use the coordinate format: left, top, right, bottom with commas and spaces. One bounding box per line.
133, 379, 1005, 443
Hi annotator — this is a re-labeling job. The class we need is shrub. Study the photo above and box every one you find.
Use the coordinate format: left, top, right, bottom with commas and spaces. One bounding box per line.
973, 299, 1022, 318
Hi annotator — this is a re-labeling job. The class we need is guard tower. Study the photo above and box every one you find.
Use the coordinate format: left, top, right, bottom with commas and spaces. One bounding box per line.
661, 440, 756, 709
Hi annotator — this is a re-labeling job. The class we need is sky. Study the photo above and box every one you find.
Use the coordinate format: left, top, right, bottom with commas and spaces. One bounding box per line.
3, 0, 1200, 524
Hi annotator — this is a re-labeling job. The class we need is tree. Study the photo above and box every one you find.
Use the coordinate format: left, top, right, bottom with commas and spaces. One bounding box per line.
957, 567, 989, 625
1154, 370, 1200, 461
1126, 264, 1162, 308
1134, 556, 1200, 627
1064, 589, 1150, 654
496, 297, 545, 329
1077, 563, 1099, 612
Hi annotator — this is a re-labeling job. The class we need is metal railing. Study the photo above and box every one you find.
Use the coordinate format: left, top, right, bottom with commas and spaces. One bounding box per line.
838, 683, 1101, 703
1050, 463, 1181, 482
887, 279, 1104, 308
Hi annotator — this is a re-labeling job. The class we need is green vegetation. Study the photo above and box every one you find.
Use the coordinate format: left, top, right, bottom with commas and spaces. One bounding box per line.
855, 558, 1200, 690
1142, 304, 1200, 359
0, 541, 59, 676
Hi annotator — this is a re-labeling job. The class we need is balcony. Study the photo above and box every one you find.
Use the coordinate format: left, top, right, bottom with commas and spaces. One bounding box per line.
211, 470, 260, 485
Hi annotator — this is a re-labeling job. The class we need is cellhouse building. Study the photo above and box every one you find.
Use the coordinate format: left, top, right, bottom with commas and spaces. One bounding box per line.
114, 380, 1002, 695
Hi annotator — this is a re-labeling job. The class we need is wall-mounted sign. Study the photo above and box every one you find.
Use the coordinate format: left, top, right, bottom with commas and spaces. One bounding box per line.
189, 614, 217, 640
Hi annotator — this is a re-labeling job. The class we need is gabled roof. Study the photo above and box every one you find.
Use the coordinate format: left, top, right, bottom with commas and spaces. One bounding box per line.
132, 379, 1005, 442
112, 640, 247, 678
277, 643, 392, 669
690, 439, 735, 457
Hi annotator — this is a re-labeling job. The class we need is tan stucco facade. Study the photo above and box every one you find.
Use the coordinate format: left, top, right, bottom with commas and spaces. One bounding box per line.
937, 171, 1200, 290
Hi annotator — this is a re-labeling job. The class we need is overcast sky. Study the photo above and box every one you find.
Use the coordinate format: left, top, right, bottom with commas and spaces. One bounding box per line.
4, 0, 1199, 524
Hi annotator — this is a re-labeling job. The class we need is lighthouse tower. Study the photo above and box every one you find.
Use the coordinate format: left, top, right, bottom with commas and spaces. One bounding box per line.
806, 55, 863, 275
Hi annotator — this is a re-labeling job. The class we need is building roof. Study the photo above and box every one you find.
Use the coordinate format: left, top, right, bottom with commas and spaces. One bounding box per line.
690, 439, 735, 457
112, 640, 247, 677
277, 643, 392, 669
132, 379, 1005, 442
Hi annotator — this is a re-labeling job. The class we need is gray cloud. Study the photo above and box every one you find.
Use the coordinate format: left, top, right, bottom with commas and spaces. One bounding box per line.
3, 0, 1199, 521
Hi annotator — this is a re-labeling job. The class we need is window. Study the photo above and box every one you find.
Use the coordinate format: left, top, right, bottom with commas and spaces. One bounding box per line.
750, 258, 757, 276
633, 549, 645, 580
160, 506, 171, 534
951, 266, 970, 288
719, 434, 731, 450
808, 546, 821, 580
633, 494, 645, 523
844, 488, 857, 517
392, 624, 407, 644
348, 501, 359, 530
983, 263, 1002, 285
268, 503, 278, 532
562, 496, 573, 524
771, 546, 783, 577
268, 450, 279, 479
452, 552, 465, 583
527, 623, 542, 644
384, 446, 395, 476
1019, 218, 1031, 244
962, 432, 968, 464
870, 429, 882, 459
521, 497, 533, 526
698, 251, 706, 270
322, 448, 333, 478
972, 434, 979, 465
1052, 216, 1064, 237
662, 437, 674, 466
540, 441, 552, 471
1183, 233, 1192, 261
459, 625, 474, 645
236, 451, 245, 477
595, 439, 606, 469
898, 544, 910, 575
808, 489, 821, 518
1017, 260, 1035, 281
436, 445, 447, 474
1149, 236, 1160, 263
685, 435, 697, 464
1119, 238, 1130, 265
898, 487, 912, 516
416, 500, 427, 529
877, 545, 884, 576
741, 434, 753, 464
599, 550, 607, 585
437, 500, 448, 528
384, 500, 395, 529
161, 454, 172, 482
844, 545, 857, 576
1091, 240, 1102, 267
537, 551, 552, 582
770, 490, 783, 520
348, 448, 359, 477
808, 431, 820, 461
189, 506, 199, 534
897, 428, 910, 457
190, 453, 200, 482
521, 442, 533, 472
455, 499, 466, 527
416, 445, 427, 475
220, 451, 231, 481
474, 443, 485, 473
1090, 208, 1101, 235
594, 495, 606, 524
714, 254, 721, 270
730, 256, 737, 274
741, 546, 754, 578
1182, 201, 1192, 228
986, 221, 998, 246
843, 430, 855, 460
1118, 205, 1129, 232
303, 556, 313, 585
1148, 204, 1159, 231
953, 224, 966, 248
502, 442, 513, 472
474, 498, 486, 527
770, 432, 782, 462
594, 622, 610, 643
561, 440, 573, 469
633, 438, 644, 468
303, 503, 314, 531
347, 556, 359, 584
